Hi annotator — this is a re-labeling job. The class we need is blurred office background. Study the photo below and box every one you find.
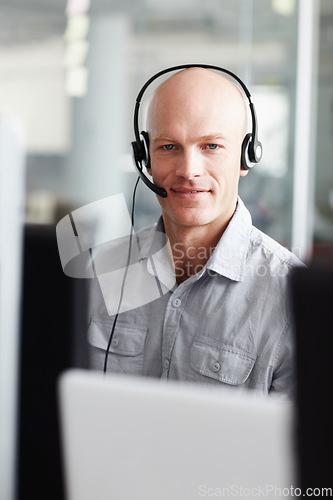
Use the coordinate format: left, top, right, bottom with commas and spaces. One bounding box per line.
0, 0, 332, 264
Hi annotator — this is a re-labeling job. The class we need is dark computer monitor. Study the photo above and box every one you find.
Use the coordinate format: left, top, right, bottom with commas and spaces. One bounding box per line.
17, 223, 89, 500
289, 266, 333, 491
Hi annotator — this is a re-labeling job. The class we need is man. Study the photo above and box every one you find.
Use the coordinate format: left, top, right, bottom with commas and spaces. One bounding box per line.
88, 67, 302, 397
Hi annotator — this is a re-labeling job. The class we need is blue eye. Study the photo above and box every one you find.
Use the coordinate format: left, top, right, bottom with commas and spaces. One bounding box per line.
207, 144, 218, 150
163, 144, 175, 150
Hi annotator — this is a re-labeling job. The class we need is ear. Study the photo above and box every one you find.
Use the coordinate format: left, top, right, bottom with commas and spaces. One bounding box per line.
240, 168, 249, 177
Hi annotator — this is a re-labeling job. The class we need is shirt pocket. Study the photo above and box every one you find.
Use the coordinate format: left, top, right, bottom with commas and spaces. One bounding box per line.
88, 317, 147, 375
190, 337, 256, 385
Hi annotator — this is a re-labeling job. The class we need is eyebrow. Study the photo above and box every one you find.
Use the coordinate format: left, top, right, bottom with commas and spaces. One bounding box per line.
152, 135, 175, 142
200, 134, 225, 141
152, 134, 225, 142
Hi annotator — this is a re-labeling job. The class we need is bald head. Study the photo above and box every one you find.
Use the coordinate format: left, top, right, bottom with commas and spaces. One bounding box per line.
147, 67, 248, 143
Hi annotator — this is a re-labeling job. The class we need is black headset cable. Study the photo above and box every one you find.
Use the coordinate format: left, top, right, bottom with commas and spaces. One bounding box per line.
103, 176, 140, 373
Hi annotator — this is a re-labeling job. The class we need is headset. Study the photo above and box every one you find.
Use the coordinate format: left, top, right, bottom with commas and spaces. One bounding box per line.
131, 63, 263, 199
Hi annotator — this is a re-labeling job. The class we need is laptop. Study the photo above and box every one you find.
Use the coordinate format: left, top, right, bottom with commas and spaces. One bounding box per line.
58, 370, 296, 500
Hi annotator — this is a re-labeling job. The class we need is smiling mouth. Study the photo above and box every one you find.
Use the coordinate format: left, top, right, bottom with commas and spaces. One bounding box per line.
171, 188, 209, 194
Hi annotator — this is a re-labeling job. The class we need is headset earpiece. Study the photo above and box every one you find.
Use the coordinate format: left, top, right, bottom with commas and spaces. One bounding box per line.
248, 137, 263, 164
241, 133, 252, 170
241, 133, 263, 170
140, 131, 150, 169
131, 131, 150, 168
131, 131, 167, 198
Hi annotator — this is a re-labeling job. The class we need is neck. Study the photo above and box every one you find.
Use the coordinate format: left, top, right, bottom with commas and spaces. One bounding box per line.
163, 219, 228, 284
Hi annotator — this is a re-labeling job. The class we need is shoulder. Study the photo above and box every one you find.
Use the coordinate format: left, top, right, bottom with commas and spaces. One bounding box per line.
244, 225, 304, 327
248, 225, 303, 272
226, 197, 304, 282
92, 221, 158, 269
88, 221, 160, 316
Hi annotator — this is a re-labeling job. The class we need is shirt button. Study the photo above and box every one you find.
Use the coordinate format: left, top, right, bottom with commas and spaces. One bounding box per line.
172, 298, 181, 308
163, 359, 170, 370
111, 337, 119, 347
212, 361, 221, 373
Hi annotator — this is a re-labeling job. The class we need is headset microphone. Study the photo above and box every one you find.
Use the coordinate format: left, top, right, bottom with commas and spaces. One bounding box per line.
131, 64, 263, 198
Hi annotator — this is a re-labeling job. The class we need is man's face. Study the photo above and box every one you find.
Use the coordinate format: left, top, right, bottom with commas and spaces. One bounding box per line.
147, 69, 248, 233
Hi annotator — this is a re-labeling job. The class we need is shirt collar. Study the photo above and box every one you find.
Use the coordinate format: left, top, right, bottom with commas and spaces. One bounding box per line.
206, 197, 252, 282
138, 196, 252, 284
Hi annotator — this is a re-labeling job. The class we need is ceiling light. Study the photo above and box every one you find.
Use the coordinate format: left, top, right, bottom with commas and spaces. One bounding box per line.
271, 0, 296, 16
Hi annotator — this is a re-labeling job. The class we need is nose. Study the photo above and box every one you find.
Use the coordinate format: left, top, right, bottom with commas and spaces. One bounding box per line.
174, 148, 203, 180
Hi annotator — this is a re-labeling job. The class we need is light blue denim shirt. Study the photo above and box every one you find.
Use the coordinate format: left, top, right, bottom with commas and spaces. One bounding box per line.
88, 197, 303, 397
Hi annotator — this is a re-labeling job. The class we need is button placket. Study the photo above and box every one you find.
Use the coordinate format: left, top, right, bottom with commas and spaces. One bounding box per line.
162, 292, 185, 377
